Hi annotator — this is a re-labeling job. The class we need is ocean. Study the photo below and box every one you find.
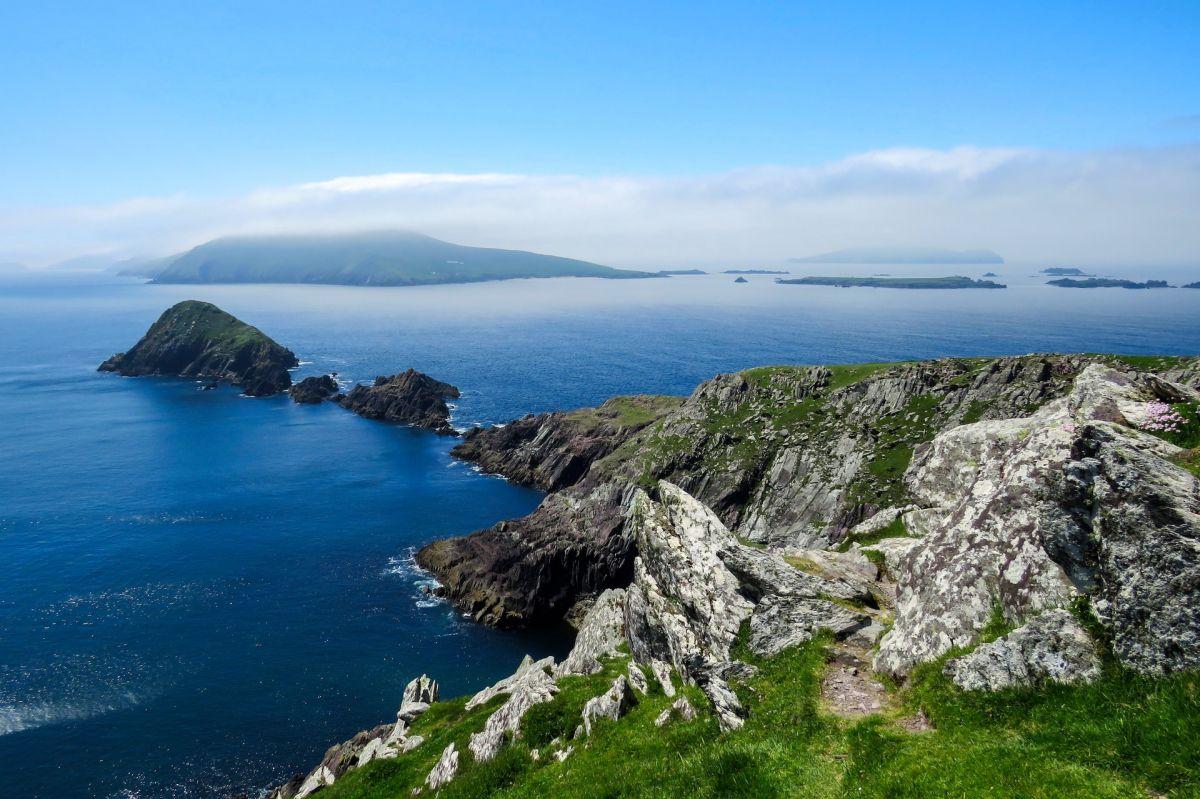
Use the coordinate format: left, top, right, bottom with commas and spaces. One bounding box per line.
1, 265, 1198, 797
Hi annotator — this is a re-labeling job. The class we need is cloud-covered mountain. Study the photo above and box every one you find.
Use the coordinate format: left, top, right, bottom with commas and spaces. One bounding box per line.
139, 231, 656, 286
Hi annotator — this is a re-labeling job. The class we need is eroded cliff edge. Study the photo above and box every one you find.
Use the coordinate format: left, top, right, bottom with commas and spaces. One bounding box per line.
421, 354, 1200, 628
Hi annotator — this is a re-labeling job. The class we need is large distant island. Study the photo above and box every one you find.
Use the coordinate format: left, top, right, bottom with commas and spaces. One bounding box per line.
1048, 278, 1170, 289
127, 231, 658, 286
778, 275, 1006, 289
790, 246, 1004, 265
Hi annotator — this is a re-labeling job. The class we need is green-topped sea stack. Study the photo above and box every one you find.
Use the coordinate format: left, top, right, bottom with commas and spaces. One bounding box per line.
98, 300, 298, 396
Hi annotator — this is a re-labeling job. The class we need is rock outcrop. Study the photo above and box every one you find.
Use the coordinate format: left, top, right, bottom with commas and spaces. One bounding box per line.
452, 396, 682, 491
98, 300, 298, 396
421, 356, 1143, 628
580, 675, 636, 735
466, 655, 558, 762
556, 588, 627, 676
943, 609, 1102, 691
876, 365, 1200, 677
290, 374, 339, 404
337, 369, 460, 435
623, 482, 877, 729
268, 674, 438, 799
415, 482, 635, 627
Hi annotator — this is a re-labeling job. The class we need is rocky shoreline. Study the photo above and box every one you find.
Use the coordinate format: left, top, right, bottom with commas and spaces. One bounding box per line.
268, 356, 1200, 798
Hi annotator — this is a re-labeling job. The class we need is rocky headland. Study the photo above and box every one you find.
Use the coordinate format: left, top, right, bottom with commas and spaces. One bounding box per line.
271, 353, 1200, 798
97, 300, 298, 396
336, 369, 461, 435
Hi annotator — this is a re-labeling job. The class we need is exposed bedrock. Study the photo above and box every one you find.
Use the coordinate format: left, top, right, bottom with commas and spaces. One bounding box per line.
415, 482, 635, 628
336, 368, 460, 435
452, 395, 683, 491
876, 365, 1200, 678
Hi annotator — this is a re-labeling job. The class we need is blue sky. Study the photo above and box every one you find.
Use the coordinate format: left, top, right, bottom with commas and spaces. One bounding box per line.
1, 2, 1198, 267
2, 1, 1198, 205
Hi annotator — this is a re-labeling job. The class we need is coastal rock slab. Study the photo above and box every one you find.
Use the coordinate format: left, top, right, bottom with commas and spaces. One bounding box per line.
746, 594, 871, 658
943, 609, 1102, 691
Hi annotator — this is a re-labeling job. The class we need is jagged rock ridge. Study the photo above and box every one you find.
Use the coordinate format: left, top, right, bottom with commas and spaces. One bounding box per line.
337, 369, 461, 435
98, 300, 298, 396
422, 355, 1198, 629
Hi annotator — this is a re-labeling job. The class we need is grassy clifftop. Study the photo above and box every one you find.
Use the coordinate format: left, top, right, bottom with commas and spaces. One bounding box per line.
313, 635, 1200, 799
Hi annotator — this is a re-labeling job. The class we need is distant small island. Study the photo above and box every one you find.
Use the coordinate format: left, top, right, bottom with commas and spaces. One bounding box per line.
1183, 281, 1200, 289
983, 272, 998, 277
658, 269, 707, 276
790, 246, 1004, 265
1041, 267, 1090, 276
724, 269, 788, 275
733, 276, 748, 283
123, 230, 659, 287
1047, 278, 1171, 289
778, 275, 1006, 289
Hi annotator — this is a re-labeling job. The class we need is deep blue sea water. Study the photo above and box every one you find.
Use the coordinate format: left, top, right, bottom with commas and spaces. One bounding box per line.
2, 267, 1199, 798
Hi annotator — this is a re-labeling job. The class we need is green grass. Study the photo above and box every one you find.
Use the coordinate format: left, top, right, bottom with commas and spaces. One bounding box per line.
568, 395, 685, 431
318, 630, 1200, 799
836, 516, 910, 552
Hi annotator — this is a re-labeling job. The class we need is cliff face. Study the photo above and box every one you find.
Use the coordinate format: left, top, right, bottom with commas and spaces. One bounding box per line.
337, 369, 461, 435
452, 395, 683, 491
98, 300, 298, 396
419, 355, 1200, 630
276, 356, 1200, 799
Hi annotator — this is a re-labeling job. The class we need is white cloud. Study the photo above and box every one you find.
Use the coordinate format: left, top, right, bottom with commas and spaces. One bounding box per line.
3, 144, 1198, 268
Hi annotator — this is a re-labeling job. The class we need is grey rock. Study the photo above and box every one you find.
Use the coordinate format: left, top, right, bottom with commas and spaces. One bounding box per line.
876, 365, 1200, 677
943, 609, 1102, 691
654, 696, 698, 727
649, 659, 676, 697
747, 594, 871, 657
425, 743, 459, 791
627, 663, 649, 695
581, 675, 636, 736
556, 588, 627, 676
468, 656, 559, 762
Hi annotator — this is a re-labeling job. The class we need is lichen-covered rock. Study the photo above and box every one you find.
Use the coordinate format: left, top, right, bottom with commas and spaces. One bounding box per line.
337, 369, 460, 435
943, 609, 1102, 691
468, 655, 559, 762
747, 595, 870, 658
876, 365, 1200, 677
99, 300, 298, 396
555, 588, 626, 676
581, 675, 636, 736
624, 482, 874, 730
425, 743, 458, 790
649, 660, 676, 697
654, 696, 697, 727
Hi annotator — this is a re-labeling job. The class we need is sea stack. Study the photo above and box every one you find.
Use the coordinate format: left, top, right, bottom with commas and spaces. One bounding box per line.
98, 300, 298, 396
337, 369, 461, 435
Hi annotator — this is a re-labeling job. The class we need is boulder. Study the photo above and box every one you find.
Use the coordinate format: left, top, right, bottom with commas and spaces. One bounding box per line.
581, 675, 636, 736
943, 609, 1102, 691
